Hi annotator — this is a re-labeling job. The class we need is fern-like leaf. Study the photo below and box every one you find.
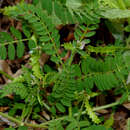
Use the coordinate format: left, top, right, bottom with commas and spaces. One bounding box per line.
0, 83, 28, 99
101, 9, 130, 19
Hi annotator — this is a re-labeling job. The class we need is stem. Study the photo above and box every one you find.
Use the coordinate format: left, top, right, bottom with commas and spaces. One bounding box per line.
76, 100, 84, 121
37, 88, 51, 111
0, 101, 120, 128
77, 100, 85, 130
93, 101, 119, 111
42, 101, 51, 111
68, 50, 75, 66
69, 106, 72, 118
24, 107, 32, 123
0, 112, 22, 125
116, 64, 129, 96
74, 101, 120, 117
2, 38, 29, 46
0, 112, 48, 128
0, 70, 14, 80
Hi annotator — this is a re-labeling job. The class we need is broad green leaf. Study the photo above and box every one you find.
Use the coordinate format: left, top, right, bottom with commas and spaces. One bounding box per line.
54, 1, 65, 23
82, 125, 113, 130
41, 0, 52, 14
0, 45, 7, 59
56, 103, 66, 113
56, 121, 64, 130
61, 98, 71, 107
18, 126, 28, 130
9, 103, 25, 116
81, 59, 89, 74
101, 9, 130, 19
104, 113, 114, 128
17, 42, 25, 58
85, 31, 96, 37
22, 25, 31, 38
8, 44, 15, 60
44, 64, 55, 73
0, 32, 13, 43
66, 120, 77, 130
10, 27, 22, 39
43, 43, 53, 50
79, 121, 90, 127
28, 40, 36, 50
50, 106, 56, 115
66, 0, 82, 9
84, 78, 94, 89
32, 0, 39, 5
63, 43, 75, 50
40, 36, 51, 42
124, 0, 130, 8
125, 25, 130, 32
28, 16, 37, 23
72, 64, 81, 77
119, 93, 128, 104
45, 50, 56, 55
51, 56, 61, 63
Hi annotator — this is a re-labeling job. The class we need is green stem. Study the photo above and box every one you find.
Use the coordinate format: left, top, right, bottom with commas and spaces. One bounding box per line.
0, 101, 120, 128
1, 38, 29, 46
24, 107, 32, 123
69, 106, 72, 118
93, 101, 119, 111
37, 88, 51, 111
74, 101, 120, 117
77, 100, 85, 130
0, 112, 48, 128
0, 112, 22, 125
0, 70, 14, 80
76, 99, 85, 121
116, 64, 129, 96
68, 50, 75, 66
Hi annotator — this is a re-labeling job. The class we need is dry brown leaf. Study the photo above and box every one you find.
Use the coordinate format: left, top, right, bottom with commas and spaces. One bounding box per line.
0, 107, 9, 112
123, 102, 130, 110
95, 109, 109, 114
41, 111, 50, 120
39, 53, 49, 67
0, 60, 13, 83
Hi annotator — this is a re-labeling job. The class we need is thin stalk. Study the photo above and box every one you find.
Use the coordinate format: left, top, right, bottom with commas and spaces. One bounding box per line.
37, 88, 51, 111
1, 38, 30, 46
74, 101, 120, 117
0, 101, 120, 128
24, 107, 32, 123
76, 100, 85, 121
0, 112, 48, 128
0, 112, 22, 125
116, 64, 129, 96
69, 106, 72, 118
42, 101, 51, 111
93, 101, 119, 111
68, 50, 75, 66
76, 100, 85, 130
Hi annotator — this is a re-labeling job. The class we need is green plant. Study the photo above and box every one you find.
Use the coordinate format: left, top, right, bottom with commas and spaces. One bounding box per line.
0, 0, 130, 129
